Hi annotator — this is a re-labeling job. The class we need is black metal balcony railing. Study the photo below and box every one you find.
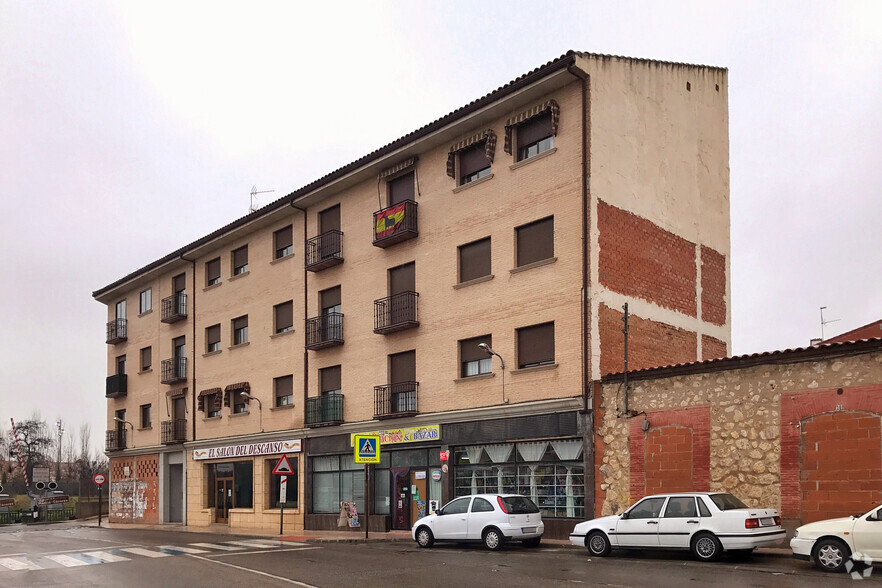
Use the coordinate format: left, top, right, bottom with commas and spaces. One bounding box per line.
374, 291, 419, 334
105, 429, 127, 452
305, 230, 344, 272
105, 373, 128, 398
305, 313, 344, 350
161, 292, 187, 323
372, 200, 418, 248
161, 419, 187, 444
106, 318, 127, 344
160, 356, 187, 384
305, 394, 344, 427
374, 382, 418, 419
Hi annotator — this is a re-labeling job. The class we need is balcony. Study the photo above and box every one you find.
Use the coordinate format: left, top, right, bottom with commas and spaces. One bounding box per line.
305, 313, 344, 350
161, 419, 187, 444
161, 292, 187, 323
305, 230, 344, 272
160, 357, 187, 384
372, 200, 418, 248
374, 291, 419, 334
105, 429, 127, 452
305, 394, 344, 427
374, 382, 418, 419
106, 318, 127, 344
105, 374, 127, 398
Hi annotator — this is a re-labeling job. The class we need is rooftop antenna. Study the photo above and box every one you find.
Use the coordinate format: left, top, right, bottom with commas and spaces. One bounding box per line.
249, 186, 275, 213
820, 306, 840, 341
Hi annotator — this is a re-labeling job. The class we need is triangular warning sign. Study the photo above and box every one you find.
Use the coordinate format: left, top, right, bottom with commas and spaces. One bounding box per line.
272, 455, 294, 475
360, 439, 376, 455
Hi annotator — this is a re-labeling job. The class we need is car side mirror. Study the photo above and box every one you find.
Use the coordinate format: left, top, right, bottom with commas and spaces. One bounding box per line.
436, 508, 444, 516
620, 512, 629, 520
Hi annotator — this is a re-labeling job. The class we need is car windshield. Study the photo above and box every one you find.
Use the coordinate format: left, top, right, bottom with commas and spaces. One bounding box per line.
501, 496, 539, 514
709, 493, 748, 510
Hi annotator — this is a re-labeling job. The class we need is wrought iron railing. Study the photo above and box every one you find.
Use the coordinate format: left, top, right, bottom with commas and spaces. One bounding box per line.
305, 313, 344, 349
374, 382, 418, 418
161, 419, 187, 444
105, 429, 127, 452
161, 292, 187, 323
374, 291, 419, 334
106, 318, 127, 344
305, 230, 344, 271
305, 394, 344, 426
372, 200, 418, 248
160, 356, 187, 384
105, 374, 127, 398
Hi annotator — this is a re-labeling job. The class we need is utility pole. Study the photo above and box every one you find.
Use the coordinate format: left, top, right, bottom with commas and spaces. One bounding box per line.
55, 420, 64, 484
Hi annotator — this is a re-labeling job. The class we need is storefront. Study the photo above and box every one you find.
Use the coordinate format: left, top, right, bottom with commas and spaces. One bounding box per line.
186, 438, 304, 531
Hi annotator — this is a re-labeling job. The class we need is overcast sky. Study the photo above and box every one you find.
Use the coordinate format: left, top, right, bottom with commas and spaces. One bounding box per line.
1, 1, 879, 450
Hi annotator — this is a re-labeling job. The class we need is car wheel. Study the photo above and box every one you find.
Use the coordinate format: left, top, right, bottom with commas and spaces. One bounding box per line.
523, 537, 541, 548
586, 531, 611, 557
813, 538, 850, 573
691, 532, 722, 562
483, 527, 505, 551
415, 526, 434, 548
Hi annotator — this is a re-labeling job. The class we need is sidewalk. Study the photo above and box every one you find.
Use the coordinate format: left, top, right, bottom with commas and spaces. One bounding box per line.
79, 518, 790, 557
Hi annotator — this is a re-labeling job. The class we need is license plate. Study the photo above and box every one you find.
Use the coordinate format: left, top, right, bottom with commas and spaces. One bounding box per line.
521, 527, 536, 534
760, 517, 775, 526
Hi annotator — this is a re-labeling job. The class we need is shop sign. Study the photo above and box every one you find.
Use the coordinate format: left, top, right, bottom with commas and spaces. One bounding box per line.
431, 470, 442, 482
193, 439, 301, 461
36, 495, 70, 506
350, 425, 439, 447
439, 450, 449, 461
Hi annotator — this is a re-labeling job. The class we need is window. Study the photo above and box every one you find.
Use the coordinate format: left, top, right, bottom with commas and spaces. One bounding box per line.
458, 237, 491, 283
232, 316, 248, 346
206, 257, 221, 286
233, 393, 248, 414
516, 322, 554, 368
516, 111, 554, 161
173, 273, 186, 294
311, 455, 364, 514
199, 389, 222, 418
664, 497, 698, 518
140, 346, 152, 371
471, 497, 494, 512
459, 335, 492, 377
232, 245, 249, 275
116, 354, 126, 375
274, 301, 293, 334
275, 375, 293, 407
516, 217, 554, 267
443, 497, 471, 515
389, 350, 416, 413
459, 143, 491, 185
115, 299, 126, 320
206, 324, 221, 353
268, 457, 298, 508
627, 497, 666, 519
140, 404, 152, 429
321, 365, 341, 395
274, 225, 293, 259
387, 171, 414, 206
208, 462, 253, 509
139, 289, 152, 313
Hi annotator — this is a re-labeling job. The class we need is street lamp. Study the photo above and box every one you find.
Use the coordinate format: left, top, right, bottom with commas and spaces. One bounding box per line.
55, 419, 64, 484
478, 343, 507, 404
240, 392, 263, 433
114, 417, 136, 522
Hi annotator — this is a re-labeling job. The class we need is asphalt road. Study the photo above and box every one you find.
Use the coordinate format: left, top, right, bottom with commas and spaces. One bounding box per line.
0, 522, 866, 587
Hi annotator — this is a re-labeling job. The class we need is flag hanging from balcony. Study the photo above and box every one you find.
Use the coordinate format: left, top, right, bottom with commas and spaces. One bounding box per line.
376, 203, 406, 239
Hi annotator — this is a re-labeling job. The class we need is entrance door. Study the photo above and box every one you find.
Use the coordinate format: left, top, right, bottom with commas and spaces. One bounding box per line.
391, 468, 410, 530
215, 478, 233, 523
168, 464, 183, 523
410, 470, 428, 526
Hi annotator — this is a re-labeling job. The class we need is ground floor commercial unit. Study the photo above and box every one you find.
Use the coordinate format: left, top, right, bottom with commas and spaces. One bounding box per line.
108, 448, 186, 524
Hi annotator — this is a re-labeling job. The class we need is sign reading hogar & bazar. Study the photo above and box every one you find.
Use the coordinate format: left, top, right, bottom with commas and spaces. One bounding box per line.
350, 425, 439, 447
193, 439, 301, 461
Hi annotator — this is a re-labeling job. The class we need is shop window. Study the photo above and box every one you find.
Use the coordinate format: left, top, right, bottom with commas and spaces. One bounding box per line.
311, 455, 364, 514
268, 457, 298, 509
207, 461, 253, 509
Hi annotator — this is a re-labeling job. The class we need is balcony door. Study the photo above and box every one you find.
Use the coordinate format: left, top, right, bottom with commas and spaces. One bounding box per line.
388, 171, 414, 207
319, 205, 341, 259
388, 263, 414, 326
389, 350, 416, 413
172, 273, 186, 314
320, 287, 342, 341
173, 336, 186, 379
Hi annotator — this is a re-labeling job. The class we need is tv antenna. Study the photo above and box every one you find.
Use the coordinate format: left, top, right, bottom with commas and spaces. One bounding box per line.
249, 186, 275, 213
819, 306, 840, 341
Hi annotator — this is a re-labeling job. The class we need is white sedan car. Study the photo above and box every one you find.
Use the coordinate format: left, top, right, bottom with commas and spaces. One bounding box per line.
570, 492, 786, 561
790, 504, 882, 572
412, 494, 544, 551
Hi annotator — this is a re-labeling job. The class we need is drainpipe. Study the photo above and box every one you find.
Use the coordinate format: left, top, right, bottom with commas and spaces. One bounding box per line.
181, 255, 197, 442
290, 201, 308, 428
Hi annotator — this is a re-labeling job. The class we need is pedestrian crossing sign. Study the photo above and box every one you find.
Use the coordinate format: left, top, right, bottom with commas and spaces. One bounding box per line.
354, 435, 381, 464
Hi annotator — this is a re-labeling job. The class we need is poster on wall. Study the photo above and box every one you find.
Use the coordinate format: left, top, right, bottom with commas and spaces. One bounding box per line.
340, 501, 359, 527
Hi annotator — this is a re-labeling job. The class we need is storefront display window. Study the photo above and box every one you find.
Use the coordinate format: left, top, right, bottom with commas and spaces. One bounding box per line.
268, 457, 298, 509
311, 455, 364, 514
207, 461, 253, 509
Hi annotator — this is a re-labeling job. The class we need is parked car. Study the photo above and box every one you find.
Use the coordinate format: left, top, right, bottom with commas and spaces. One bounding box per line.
412, 494, 544, 551
790, 503, 882, 572
569, 492, 785, 562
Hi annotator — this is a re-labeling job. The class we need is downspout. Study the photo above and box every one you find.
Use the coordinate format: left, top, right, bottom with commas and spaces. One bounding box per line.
180, 255, 197, 442
290, 201, 308, 430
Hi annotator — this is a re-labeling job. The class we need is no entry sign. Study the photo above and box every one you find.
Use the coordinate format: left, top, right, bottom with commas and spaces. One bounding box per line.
93, 473, 106, 486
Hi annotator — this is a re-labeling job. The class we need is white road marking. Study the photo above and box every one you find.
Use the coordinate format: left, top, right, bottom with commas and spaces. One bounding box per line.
189, 542, 244, 551
211, 547, 321, 558
156, 544, 210, 554
119, 547, 171, 558
225, 540, 288, 548
82, 551, 131, 563
45, 554, 90, 567
186, 553, 318, 587
0, 557, 41, 571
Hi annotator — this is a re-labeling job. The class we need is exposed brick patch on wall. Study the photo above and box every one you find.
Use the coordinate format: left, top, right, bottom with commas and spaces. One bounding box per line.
597, 200, 697, 317
629, 407, 710, 501
780, 385, 882, 519
700, 245, 726, 326
702, 335, 728, 360
109, 454, 159, 523
799, 411, 882, 523
599, 303, 698, 376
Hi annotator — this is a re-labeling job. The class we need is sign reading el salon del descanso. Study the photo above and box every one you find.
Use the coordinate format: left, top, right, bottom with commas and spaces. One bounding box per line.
192, 439, 302, 461
349, 425, 439, 446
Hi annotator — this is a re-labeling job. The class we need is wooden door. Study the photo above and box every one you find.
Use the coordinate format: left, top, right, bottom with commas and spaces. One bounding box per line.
215, 478, 233, 523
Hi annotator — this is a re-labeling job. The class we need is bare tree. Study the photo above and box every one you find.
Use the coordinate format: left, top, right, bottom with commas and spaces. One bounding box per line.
73, 424, 107, 500
7, 416, 53, 485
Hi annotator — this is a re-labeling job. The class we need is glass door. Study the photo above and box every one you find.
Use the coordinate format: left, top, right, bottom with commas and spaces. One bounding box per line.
391, 468, 410, 530
215, 478, 233, 523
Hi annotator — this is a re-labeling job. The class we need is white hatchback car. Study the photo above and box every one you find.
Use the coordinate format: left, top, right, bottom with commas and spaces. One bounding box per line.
790, 503, 882, 572
412, 494, 544, 551
570, 492, 786, 561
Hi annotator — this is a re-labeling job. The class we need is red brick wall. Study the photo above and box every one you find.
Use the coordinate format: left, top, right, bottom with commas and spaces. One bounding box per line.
700, 245, 726, 326
599, 303, 698, 375
780, 385, 882, 520
702, 335, 728, 360
598, 200, 697, 317
109, 454, 159, 523
629, 407, 710, 501
799, 411, 882, 523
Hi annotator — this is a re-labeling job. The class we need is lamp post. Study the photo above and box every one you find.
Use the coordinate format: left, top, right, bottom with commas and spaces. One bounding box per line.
113, 417, 136, 522
55, 419, 64, 484
240, 392, 263, 433
478, 343, 507, 404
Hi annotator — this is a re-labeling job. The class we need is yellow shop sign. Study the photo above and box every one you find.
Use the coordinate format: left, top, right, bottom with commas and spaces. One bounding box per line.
350, 425, 440, 446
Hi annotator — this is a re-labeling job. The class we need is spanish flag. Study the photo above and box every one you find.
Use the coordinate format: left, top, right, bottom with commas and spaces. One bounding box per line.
376, 203, 406, 239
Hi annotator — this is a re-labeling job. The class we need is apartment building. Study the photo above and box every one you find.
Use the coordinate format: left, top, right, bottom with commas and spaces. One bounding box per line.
93, 51, 730, 538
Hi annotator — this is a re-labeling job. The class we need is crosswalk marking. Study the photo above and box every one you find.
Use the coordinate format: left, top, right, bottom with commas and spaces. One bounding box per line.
45, 554, 89, 567
189, 542, 244, 551
0, 557, 41, 571
118, 547, 171, 558
82, 551, 131, 563
225, 540, 285, 549
156, 545, 210, 554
